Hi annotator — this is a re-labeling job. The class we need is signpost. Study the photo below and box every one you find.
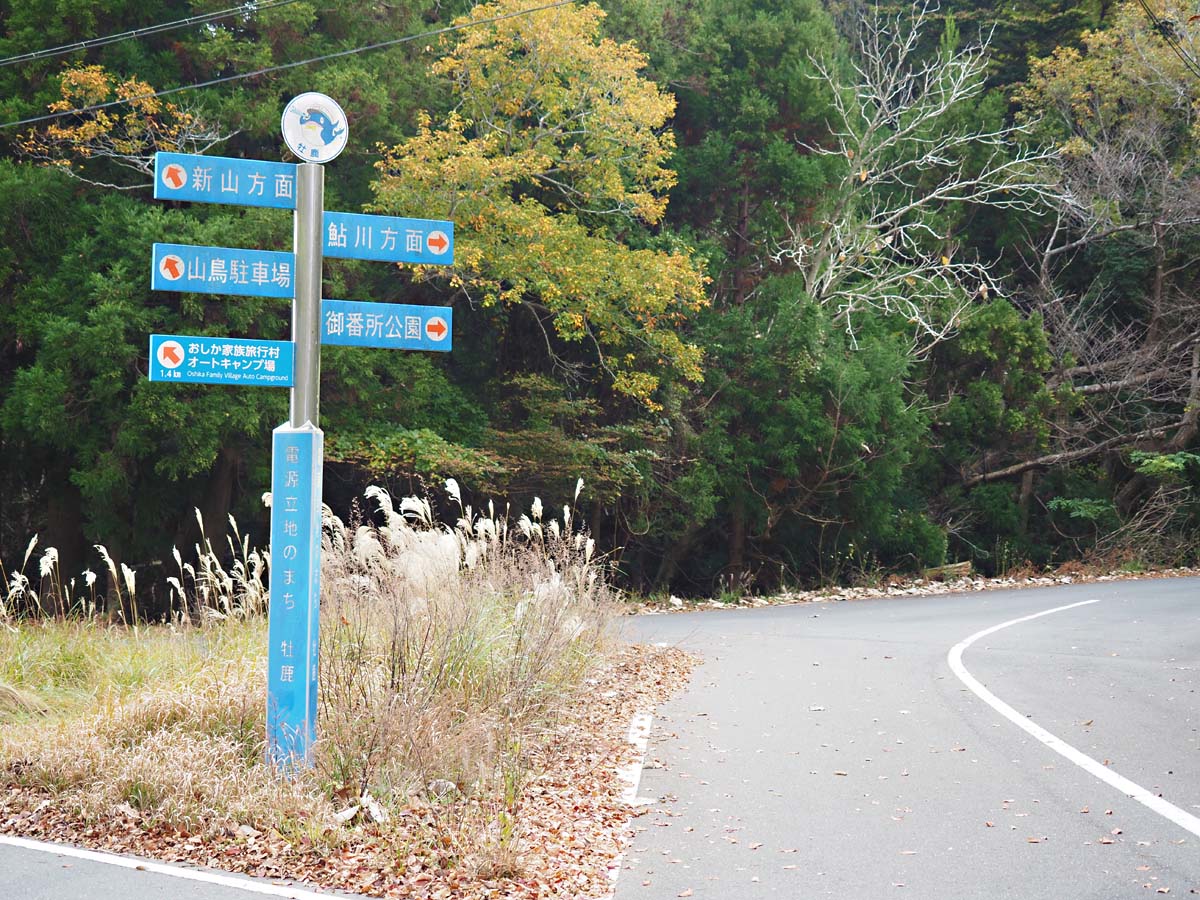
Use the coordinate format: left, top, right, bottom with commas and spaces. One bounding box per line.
147, 91, 456, 771
265, 423, 322, 767
322, 211, 454, 265
152, 243, 294, 297
322, 300, 452, 351
148, 334, 294, 386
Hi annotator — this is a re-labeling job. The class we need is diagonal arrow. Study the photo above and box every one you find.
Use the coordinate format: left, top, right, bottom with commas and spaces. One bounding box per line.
161, 256, 183, 279
161, 345, 181, 365
164, 165, 185, 189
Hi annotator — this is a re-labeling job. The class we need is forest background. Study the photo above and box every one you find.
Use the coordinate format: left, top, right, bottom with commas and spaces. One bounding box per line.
1, 0, 1198, 609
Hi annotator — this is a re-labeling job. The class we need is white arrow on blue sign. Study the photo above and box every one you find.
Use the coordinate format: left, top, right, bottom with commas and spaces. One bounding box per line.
152, 243, 295, 298
155, 152, 297, 209
321, 300, 452, 352
323, 211, 453, 266
148, 334, 294, 386
266, 423, 323, 769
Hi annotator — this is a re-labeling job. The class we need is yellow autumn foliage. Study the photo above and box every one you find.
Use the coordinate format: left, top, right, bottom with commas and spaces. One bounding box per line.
372, 0, 707, 408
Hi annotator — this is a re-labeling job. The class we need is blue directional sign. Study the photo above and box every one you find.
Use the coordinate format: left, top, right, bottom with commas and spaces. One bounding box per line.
266, 424, 323, 769
322, 211, 454, 265
321, 299, 452, 352
152, 243, 295, 298
154, 152, 298, 209
148, 334, 294, 386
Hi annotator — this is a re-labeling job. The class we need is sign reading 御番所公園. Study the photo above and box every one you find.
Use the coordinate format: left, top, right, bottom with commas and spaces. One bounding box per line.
322, 300, 452, 352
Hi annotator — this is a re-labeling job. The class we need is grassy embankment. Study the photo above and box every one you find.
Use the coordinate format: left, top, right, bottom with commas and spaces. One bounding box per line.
0, 483, 616, 880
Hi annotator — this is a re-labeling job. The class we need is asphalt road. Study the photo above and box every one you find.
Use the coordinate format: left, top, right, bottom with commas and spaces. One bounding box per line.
614, 577, 1200, 900
2, 579, 1195, 898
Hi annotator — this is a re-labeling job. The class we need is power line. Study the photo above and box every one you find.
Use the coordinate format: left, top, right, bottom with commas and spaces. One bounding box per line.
0, 0, 306, 68
1132, 0, 1200, 81
0, 0, 579, 131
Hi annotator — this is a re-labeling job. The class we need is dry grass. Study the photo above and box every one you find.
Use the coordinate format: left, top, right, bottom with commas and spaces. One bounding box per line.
0, 482, 618, 881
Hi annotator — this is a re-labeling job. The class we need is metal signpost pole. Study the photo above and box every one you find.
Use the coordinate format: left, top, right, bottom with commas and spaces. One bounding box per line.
265, 160, 326, 770
291, 162, 324, 428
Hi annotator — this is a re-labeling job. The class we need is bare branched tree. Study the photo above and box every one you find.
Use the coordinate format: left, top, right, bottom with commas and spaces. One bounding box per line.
18, 65, 234, 190
774, 1, 1061, 356
965, 4, 1200, 494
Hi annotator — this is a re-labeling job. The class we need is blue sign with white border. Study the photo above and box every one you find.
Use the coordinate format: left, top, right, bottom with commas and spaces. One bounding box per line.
321, 299, 452, 352
154, 152, 298, 209
322, 211, 453, 265
152, 243, 295, 298
148, 334, 294, 386
266, 423, 323, 769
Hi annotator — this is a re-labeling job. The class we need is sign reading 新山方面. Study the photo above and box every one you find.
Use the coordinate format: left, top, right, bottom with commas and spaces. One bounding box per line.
321, 299, 452, 352
148, 334, 294, 386
152, 243, 294, 298
154, 152, 297, 209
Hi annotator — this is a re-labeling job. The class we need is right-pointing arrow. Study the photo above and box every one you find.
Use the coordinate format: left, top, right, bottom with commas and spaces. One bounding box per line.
425, 317, 447, 340
426, 231, 449, 255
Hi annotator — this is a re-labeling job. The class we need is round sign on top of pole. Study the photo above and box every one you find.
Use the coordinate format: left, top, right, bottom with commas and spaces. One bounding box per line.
281, 92, 348, 164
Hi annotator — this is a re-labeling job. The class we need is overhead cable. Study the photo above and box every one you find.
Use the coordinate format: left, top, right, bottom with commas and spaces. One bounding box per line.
0, 0, 579, 131
0, 0, 306, 68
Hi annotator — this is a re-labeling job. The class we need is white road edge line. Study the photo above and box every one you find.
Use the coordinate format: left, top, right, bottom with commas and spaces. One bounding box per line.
948, 597, 1200, 839
0, 834, 352, 898
604, 640, 674, 896
618, 711, 655, 806
604, 704, 661, 895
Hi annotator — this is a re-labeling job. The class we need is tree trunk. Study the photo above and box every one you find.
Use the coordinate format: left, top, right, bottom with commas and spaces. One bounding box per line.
727, 494, 747, 581
199, 446, 241, 547
43, 476, 88, 617
1018, 469, 1035, 532
653, 522, 702, 590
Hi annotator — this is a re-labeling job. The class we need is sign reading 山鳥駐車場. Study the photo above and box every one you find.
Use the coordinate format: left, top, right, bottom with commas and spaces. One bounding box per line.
151, 243, 294, 298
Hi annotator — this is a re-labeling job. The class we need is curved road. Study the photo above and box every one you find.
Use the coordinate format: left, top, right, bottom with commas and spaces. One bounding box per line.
1, 579, 1195, 898
616, 578, 1199, 899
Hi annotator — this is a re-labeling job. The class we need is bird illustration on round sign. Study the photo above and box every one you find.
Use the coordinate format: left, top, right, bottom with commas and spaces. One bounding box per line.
299, 109, 345, 150
281, 92, 349, 164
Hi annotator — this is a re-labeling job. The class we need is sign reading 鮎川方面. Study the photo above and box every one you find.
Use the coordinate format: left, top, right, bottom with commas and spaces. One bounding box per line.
151, 243, 294, 298
148, 334, 294, 386
155, 152, 297, 209
323, 211, 454, 266
322, 300, 452, 352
